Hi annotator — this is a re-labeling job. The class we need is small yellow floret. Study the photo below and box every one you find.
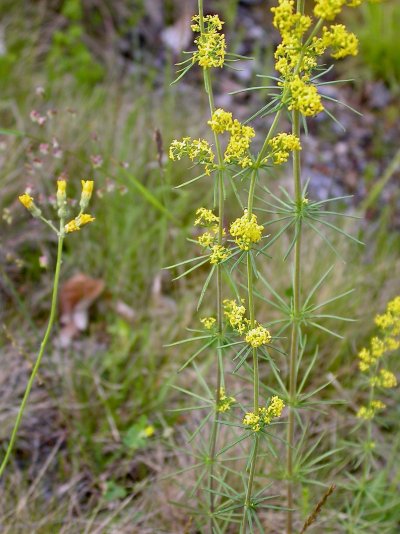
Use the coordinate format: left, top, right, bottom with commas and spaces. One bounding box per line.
210, 244, 230, 264
287, 76, 324, 117
245, 325, 271, 348
314, 0, 346, 21
322, 25, 358, 59
268, 133, 301, 164
217, 387, 236, 413
370, 369, 397, 389
356, 400, 386, 420
224, 120, 255, 168
223, 299, 249, 334
195, 207, 219, 226
201, 317, 216, 330
169, 137, 215, 175
57, 180, 67, 194
19, 194, 34, 210
191, 15, 226, 69
243, 396, 284, 431
65, 213, 95, 233
230, 210, 263, 250
208, 108, 233, 134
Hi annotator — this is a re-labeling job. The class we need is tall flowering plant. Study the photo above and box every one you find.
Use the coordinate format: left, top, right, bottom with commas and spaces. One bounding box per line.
0, 179, 95, 478
168, 0, 366, 532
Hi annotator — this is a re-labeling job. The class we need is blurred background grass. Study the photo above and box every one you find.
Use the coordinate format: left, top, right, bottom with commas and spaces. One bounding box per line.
0, 0, 399, 532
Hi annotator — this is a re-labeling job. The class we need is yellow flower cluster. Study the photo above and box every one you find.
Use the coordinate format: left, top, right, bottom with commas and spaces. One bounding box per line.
65, 213, 95, 233
80, 179, 94, 210
208, 108, 255, 168
314, 0, 363, 21
268, 133, 302, 164
191, 15, 226, 68
321, 25, 358, 59
358, 296, 400, 372
243, 396, 285, 432
370, 369, 397, 389
245, 326, 272, 348
287, 76, 324, 117
201, 316, 216, 330
223, 299, 249, 335
169, 137, 215, 175
195, 207, 219, 226
208, 108, 233, 134
375, 296, 400, 336
19, 193, 42, 218
356, 400, 385, 421
217, 387, 236, 413
210, 244, 231, 265
230, 210, 263, 250
271, 0, 362, 117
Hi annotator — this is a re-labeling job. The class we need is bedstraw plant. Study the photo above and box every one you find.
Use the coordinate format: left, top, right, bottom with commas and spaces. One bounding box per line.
168, 0, 369, 532
0, 179, 94, 478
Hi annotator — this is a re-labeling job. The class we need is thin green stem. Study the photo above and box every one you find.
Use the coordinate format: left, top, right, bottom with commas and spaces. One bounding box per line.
0, 227, 64, 478
240, 435, 259, 533
286, 108, 302, 534
198, 1, 225, 525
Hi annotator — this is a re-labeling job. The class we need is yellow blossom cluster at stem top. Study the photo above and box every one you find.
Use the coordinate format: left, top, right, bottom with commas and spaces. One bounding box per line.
191, 14, 225, 68
169, 109, 303, 174
217, 387, 236, 413
194, 207, 265, 264
223, 299, 271, 348
271, 0, 362, 117
194, 207, 231, 265
243, 396, 285, 432
19, 180, 95, 234
356, 296, 399, 420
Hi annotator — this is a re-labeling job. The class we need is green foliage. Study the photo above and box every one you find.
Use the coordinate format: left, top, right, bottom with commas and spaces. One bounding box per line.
45, 0, 104, 87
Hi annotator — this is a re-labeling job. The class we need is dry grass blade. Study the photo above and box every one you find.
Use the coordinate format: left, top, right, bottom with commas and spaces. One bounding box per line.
299, 484, 336, 534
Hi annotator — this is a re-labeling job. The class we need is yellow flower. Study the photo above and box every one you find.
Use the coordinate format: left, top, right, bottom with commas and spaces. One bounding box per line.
19, 193, 34, 210
370, 369, 397, 389
210, 244, 231, 264
208, 108, 233, 134
287, 76, 324, 117
268, 133, 301, 164
19, 193, 42, 218
223, 299, 249, 334
356, 400, 386, 420
314, 0, 346, 20
65, 213, 95, 233
195, 207, 219, 226
322, 25, 358, 59
230, 210, 263, 250
79, 180, 94, 210
245, 325, 271, 348
217, 387, 236, 413
139, 425, 155, 438
191, 14, 226, 69
198, 232, 216, 248
201, 317, 216, 330
57, 180, 66, 194
56, 180, 67, 210
243, 396, 284, 431
169, 137, 215, 175
224, 120, 255, 168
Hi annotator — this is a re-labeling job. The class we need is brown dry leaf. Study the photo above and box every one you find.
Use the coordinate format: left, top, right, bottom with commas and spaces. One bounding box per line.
58, 273, 105, 347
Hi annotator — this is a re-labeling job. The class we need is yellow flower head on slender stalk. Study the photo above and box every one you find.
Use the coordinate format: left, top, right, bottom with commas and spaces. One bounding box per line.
268, 133, 302, 164
245, 325, 272, 348
287, 76, 324, 117
356, 400, 386, 420
208, 108, 233, 134
230, 210, 263, 250
19, 193, 42, 218
209, 244, 231, 265
223, 299, 249, 334
217, 387, 236, 413
243, 396, 285, 431
201, 317, 216, 330
191, 15, 226, 69
195, 207, 219, 226
56, 179, 67, 212
65, 213, 95, 233
322, 25, 358, 59
19, 193, 34, 210
169, 137, 215, 175
80, 180, 94, 210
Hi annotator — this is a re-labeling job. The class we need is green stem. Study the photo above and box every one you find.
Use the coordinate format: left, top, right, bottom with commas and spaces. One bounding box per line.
286, 108, 302, 534
0, 229, 64, 478
198, 1, 225, 525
